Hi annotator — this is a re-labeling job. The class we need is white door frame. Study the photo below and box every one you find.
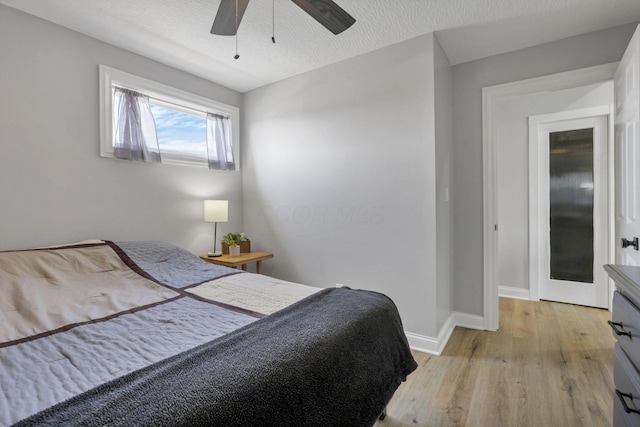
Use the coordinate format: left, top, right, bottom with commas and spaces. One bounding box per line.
482, 62, 617, 331
528, 108, 613, 306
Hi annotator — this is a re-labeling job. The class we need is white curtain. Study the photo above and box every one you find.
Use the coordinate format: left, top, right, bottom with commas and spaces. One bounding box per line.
113, 87, 161, 163
206, 113, 235, 170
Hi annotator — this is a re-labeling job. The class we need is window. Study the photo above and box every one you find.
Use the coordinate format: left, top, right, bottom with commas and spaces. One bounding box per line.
100, 65, 239, 169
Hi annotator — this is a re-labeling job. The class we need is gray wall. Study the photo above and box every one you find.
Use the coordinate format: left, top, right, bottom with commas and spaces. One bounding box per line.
243, 33, 450, 338
451, 22, 638, 315
0, 5, 243, 254
434, 36, 453, 331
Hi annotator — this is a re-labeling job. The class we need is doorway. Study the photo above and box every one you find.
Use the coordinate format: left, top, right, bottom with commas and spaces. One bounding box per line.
482, 63, 617, 331
529, 110, 610, 308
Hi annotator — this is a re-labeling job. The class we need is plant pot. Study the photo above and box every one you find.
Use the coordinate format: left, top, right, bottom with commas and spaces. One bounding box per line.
229, 246, 241, 257
222, 240, 251, 254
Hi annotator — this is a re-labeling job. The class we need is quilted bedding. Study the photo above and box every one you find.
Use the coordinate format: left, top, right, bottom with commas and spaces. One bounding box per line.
0, 240, 416, 426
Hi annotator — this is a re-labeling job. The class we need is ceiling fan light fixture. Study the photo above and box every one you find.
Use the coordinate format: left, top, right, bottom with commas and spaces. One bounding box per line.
210, 0, 356, 38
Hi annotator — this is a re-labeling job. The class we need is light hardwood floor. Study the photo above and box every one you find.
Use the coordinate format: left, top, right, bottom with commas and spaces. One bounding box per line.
376, 297, 615, 427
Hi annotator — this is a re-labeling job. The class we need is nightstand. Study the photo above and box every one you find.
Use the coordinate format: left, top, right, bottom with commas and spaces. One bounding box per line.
200, 251, 273, 274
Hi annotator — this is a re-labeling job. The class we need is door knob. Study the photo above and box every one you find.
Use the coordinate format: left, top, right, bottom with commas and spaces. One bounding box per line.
621, 237, 639, 250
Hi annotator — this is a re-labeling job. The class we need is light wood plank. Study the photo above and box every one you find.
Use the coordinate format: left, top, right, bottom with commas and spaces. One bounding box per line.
376, 298, 615, 426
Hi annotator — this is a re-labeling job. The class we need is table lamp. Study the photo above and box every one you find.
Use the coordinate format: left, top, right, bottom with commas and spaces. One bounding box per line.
204, 200, 228, 257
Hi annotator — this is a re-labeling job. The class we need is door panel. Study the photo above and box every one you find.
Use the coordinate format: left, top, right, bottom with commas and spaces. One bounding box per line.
615, 25, 640, 267
536, 116, 609, 308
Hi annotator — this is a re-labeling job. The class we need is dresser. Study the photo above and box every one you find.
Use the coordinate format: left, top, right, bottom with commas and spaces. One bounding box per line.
605, 265, 640, 426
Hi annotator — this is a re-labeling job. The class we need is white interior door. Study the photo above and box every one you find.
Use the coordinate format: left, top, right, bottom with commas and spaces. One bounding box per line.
615, 25, 640, 266
531, 113, 609, 308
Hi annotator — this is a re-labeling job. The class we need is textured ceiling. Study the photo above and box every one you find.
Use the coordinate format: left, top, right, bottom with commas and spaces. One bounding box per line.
1, 0, 639, 92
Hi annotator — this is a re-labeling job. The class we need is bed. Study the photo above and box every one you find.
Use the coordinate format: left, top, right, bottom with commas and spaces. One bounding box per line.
0, 240, 417, 426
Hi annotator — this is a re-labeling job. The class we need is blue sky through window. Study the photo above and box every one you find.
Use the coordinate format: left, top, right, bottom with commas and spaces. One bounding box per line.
149, 103, 207, 157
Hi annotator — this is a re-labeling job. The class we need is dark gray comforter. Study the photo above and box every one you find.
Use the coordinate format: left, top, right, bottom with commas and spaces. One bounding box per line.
15, 287, 417, 427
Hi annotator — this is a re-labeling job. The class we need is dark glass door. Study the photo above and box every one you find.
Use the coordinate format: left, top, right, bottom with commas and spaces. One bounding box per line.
549, 128, 594, 283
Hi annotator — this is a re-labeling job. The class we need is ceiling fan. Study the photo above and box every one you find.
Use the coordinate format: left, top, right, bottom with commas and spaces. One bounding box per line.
210, 0, 356, 36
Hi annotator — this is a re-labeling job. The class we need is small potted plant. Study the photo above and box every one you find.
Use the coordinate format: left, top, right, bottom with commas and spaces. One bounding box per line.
223, 232, 246, 257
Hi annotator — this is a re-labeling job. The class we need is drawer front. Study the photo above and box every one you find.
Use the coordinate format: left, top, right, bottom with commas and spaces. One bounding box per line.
615, 394, 638, 427
614, 344, 640, 427
612, 291, 640, 368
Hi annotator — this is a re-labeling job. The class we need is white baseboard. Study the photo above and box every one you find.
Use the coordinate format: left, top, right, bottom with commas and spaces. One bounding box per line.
451, 311, 484, 330
405, 332, 440, 355
499, 286, 530, 300
406, 311, 484, 356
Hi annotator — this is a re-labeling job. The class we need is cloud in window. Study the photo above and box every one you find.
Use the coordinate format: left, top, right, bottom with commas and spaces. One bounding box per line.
149, 104, 207, 157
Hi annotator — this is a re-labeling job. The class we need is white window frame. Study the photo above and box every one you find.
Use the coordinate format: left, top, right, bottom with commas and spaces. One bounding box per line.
99, 64, 240, 169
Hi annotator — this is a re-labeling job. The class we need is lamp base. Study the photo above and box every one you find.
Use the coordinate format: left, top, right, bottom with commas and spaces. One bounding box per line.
207, 251, 222, 257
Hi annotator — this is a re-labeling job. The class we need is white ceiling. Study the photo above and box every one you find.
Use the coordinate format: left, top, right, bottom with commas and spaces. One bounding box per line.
1, 0, 639, 93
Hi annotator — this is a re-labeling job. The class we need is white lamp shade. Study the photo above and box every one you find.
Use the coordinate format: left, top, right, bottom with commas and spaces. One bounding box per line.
204, 200, 228, 222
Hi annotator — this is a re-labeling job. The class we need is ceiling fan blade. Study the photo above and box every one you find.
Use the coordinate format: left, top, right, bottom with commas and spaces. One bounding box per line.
210, 0, 250, 36
290, 0, 355, 35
